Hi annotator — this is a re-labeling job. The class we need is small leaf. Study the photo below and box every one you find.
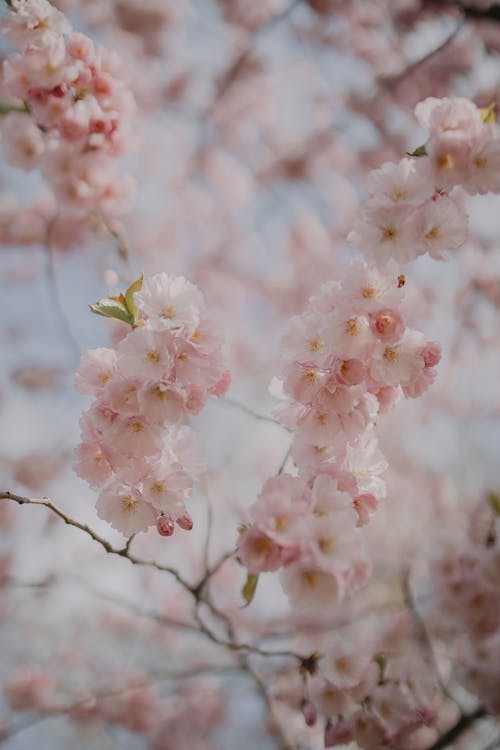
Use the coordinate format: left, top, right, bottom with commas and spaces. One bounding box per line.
407, 144, 427, 157
0, 100, 29, 115
124, 274, 143, 323
89, 297, 134, 325
241, 573, 259, 607
488, 491, 500, 516
480, 103, 496, 124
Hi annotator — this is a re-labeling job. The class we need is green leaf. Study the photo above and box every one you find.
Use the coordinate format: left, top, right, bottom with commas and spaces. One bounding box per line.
241, 573, 259, 608
488, 491, 500, 516
124, 275, 143, 323
0, 100, 29, 115
407, 144, 427, 158
89, 297, 134, 325
480, 103, 496, 124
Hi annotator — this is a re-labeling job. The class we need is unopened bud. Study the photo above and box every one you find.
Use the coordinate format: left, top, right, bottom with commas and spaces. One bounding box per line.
157, 515, 175, 537
301, 699, 317, 727
176, 512, 193, 531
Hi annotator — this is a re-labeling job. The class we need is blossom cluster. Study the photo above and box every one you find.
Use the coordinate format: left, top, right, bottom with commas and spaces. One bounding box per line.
4, 665, 224, 747
349, 97, 500, 265
1, 0, 136, 222
427, 495, 500, 716
239, 261, 441, 606
300, 633, 454, 749
74, 273, 230, 537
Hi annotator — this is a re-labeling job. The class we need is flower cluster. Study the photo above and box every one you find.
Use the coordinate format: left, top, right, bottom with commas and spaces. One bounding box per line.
348, 97, 500, 265
74, 273, 230, 538
1, 0, 136, 222
427, 495, 500, 715
302, 633, 453, 749
239, 261, 440, 606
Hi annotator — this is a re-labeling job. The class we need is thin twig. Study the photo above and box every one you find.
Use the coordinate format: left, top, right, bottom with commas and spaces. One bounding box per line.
278, 446, 291, 475
380, 21, 465, 88
244, 659, 297, 750
44, 216, 81, 363
402, 570, 451, 697
0, 491, 191, 592
221, 397, 284, 427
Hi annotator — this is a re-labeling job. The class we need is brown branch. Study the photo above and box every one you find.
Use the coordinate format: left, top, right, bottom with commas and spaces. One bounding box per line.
427, 706, 488, 750
0, 491, 192, 592
401, 571, 451, 697
380, 21, 464, 88
244, 659, 297, 750
221, 396, 285, 427
0, 491, 307, 665
425, 0, 500, 23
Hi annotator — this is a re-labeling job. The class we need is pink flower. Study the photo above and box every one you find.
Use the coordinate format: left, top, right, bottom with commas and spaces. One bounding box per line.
280, 563, 343, 608
332, 357, 367, 386
340, 262, 404, 314
135, 273, 204, 335
466, 125, 500, 194
366, 157, 432, 207
208, 369, 231, 397
96, 483, 156, 536
117, 327, 175, 381
321, 636, 372, 689
102, 377, 141, 416
74, 440, 113, 489
418, 194, 468, 259
282, 362, 327, 404
142, 458, 192, 515
104, 415, 162, 459
353, 493, 378, 526
75, 348, 117, 395
324, 719, 354, 747
422, 341, 442, 368
310, 474, 355, 520
168, 426, 206, 479
370, 330, 425, 386
238, 526, 282, 574
2, 0, 71, 50
281, 313, 332, 367
414, 97, 483, 139
5, 666, 56, 712
252, 475, 311, 545
137, 382, 185, 425
348, 204, 420, 265
0, 113, 45, 170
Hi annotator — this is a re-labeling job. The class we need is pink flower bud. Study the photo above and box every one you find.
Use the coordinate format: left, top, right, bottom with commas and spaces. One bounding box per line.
370, 308, 405, 344
176, 513, 193, 531
209, 369, 231, 397
353, 493, 378, 526
157, 515, 175, 537
422, 341, 441, 368
301, 699, 317, 726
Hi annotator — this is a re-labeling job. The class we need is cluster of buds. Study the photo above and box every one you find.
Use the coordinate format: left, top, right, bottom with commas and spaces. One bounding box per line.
1, 0, 136, 223
74, 272, 229, 538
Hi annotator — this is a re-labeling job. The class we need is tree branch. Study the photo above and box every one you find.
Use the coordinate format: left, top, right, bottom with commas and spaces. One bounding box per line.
427, 706, 488, 750
0, 491, 192, 592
